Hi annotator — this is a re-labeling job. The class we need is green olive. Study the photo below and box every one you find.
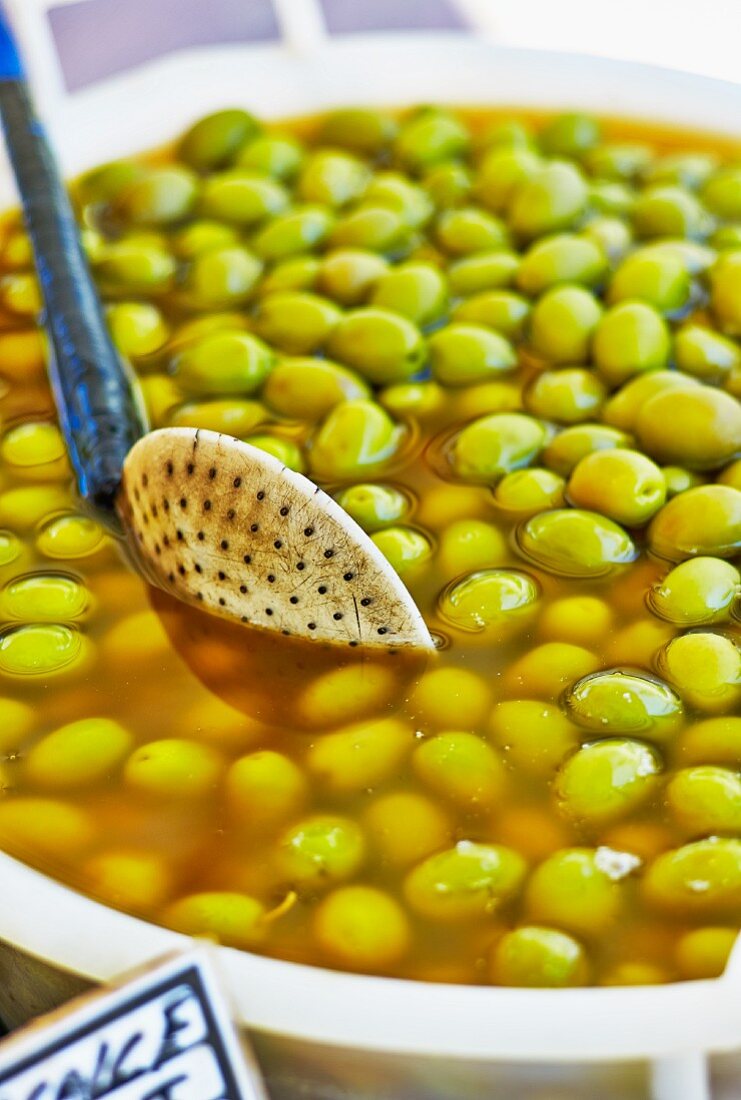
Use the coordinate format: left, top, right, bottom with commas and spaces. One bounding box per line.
648, 485, 741, 561
258, 255, 321, 296
481, 119, 536, 151
452, 290, 531, 339
25, 717, 132, 790
370, 262, 448, 325
555, 738, 661, 826
125, 738, 223, 798
327, 307, 425, 384
379, 380, 446, 420
678, 715, 741, 766
307, 717, 413, 794
517, 233, 606, 295
333, 483, 410, 532
543, 423, 633, 477
643, 838, 741, 916
252, 291, 342, 354
592, 301, 671, 385
244, 433, 305, 472
529, 285, 602, 364
436, 518, 507, 578
429, 323, 516, 386
235, 133, 304, 179
436, 207, 509, 255
675, 926, 737, 980
702, 166, 741, 219
164, 891, 264, 949
329, 205, 409, 254
371, 526, 432, 575
601, 370, 699, 431
404, 840, 526, 921
632, 185, 710, 239
1, 573, 89, 622
107, 301, 169, 359
116, 167, 199, 225
662, 465, 706, 498
318, 108, 398, 156
411, 666, 492, 731
180, 246, 263, 308
263, 357, 368, 420
0, 623, 92, 679
580, 215, 633, 260
587, 182, 635, 218
448, 251, 521, 296
711, 250, 741, 334
564, 668, 683, 740
253, 205, 335, 260
541, 113, 601, 158
438, 569, 540, 637
199, 170, 289, 225
674, 325, 739, 383
95, 240, 176, 295
173, 330, 274, 394
423, 161, 472, 208
666, 766, 741, 835
648, 557, 740, 625
169, 398, 266, 436
608, 246, 690, 314
474, 148, 542, 213
525, 368, 606, 424
75, 160, 144, 205
451, 413, 547, 480
317, 249, 389, 306
493, 467, 566, 515
491, 925, 590, 987
634, 387, 741, 469
488, 699, 579, 778
515, 508, 636, 577
179, 109, 259, 170
297, 150, 371, 208
508, 161, 589, 240
658, 631, 740, 710
278, 813, 366, 887
394, 108, 470, 173
567, 448, 666, 526
525, 847, 628, 937
314, 885, 410, 971
309, 400, 404, 480
363, 172, 434, 229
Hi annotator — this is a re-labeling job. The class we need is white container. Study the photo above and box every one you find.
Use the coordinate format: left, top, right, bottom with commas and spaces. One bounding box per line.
1, 5, 740, 1098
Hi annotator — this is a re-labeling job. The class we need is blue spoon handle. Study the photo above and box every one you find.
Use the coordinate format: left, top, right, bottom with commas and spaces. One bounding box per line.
0, 10, 146, 527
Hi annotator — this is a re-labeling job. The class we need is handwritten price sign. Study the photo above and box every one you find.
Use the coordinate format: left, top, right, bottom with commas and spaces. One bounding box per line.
0, 950, 268, 1100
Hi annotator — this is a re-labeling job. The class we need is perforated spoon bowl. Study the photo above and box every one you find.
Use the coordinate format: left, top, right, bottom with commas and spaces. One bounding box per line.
0, 16, 434, 652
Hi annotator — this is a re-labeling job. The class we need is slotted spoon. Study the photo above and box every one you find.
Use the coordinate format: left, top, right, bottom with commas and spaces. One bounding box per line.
0, 17, 433, 651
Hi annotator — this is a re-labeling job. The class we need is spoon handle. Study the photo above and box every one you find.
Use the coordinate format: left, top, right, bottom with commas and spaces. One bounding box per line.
0, 11, 146, 528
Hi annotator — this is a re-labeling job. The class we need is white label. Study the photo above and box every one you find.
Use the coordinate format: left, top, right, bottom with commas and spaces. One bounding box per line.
0, 950, 267, 1100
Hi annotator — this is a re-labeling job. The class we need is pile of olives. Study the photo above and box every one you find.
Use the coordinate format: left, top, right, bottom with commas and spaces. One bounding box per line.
0, 103, 738, 989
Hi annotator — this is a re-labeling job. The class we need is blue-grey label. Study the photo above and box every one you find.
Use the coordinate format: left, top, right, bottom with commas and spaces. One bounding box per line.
0, 951, 266, 1100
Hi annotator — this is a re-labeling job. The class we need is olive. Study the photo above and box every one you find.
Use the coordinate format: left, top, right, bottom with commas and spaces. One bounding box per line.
648, 557, 740, 625
563, 668, 683, 741
515, 509, 636, 577
404, 840, 526, 921
451, 413, 547, 480
554, 739, 661, 825
491, 925, 590, 988
567, 449, 666, 526
648, 485, 741, 561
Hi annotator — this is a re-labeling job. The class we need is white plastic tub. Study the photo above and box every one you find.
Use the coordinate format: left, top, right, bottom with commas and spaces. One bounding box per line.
1, 4, 741, 1098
